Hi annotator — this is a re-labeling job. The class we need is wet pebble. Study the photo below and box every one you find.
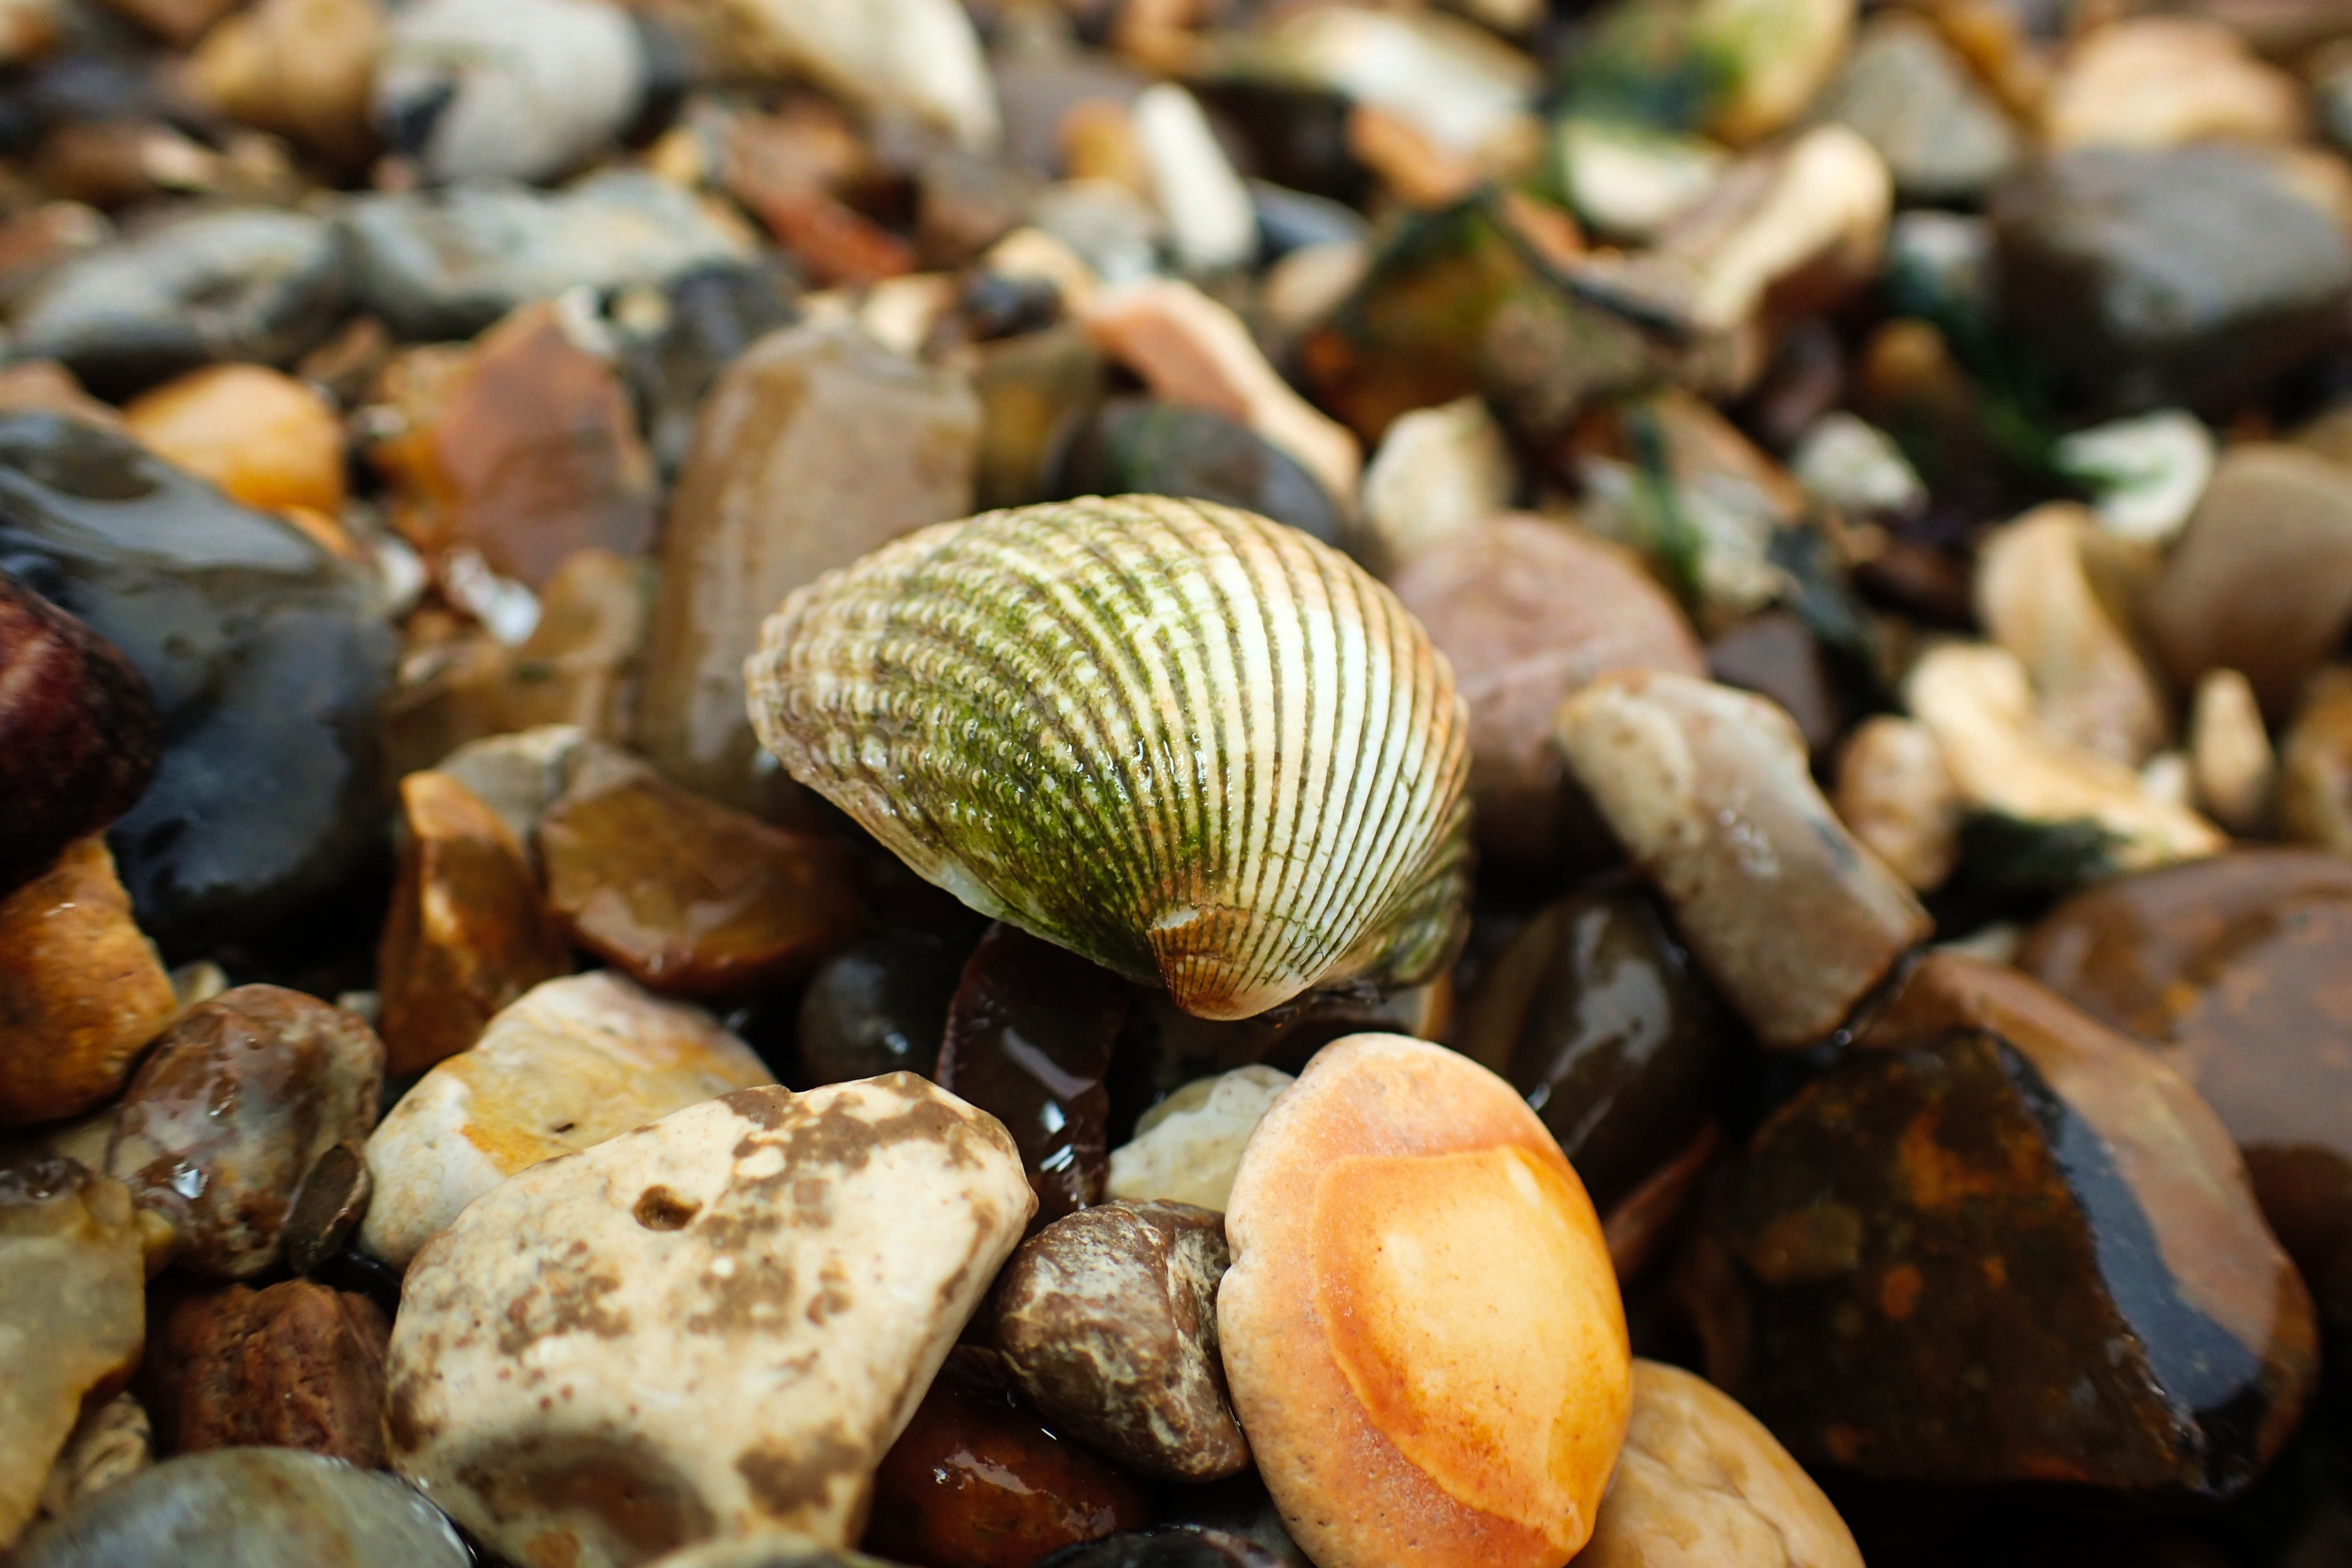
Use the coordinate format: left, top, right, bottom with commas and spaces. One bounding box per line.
1038, 1530, 1286, 1568
795, 929, 965, 1086
150, 1279, 392, 1467
1105, 1066, 1290, 1214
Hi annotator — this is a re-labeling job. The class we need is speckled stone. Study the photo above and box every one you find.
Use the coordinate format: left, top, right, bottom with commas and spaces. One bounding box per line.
384, 1075, 1033, 1566
360, 970, 772, 1270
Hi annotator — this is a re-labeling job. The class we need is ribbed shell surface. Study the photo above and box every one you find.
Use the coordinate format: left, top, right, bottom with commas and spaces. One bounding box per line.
745, 495, 1473, 1020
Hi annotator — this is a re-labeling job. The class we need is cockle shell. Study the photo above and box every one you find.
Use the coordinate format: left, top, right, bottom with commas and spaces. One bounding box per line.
744, 495, 1473, 1020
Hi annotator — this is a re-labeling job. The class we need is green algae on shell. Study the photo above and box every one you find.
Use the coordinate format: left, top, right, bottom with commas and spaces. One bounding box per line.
745, 495, 1473, 1020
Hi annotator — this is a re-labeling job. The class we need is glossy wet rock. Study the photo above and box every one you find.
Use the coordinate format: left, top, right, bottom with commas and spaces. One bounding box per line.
0, 569, 157, 898
375, 0, 645, 185
936, 924, 1129, 1227
863, 1352, 1149, 1568
1393, 517, 1703, 868
796, 929, 965, 1086
385, 1076, 1033, 1565
1992, 144, 2352, 414
1054, 398, 1344, 551
0, 836, 177, 1126
369, 299, 659, 591
1220, 1033, 1629, 1568
1555, 672, 1930, 1048
0, 413, 397, 950
360, 970, 771, 1269
107, 985, 383, 1279
151, 1280, 391, 1467
1452, 889, 1729, 1217
990, 1201, 1247, 1482
120, 363, 345, 518
376, 769, 572, 1075
536, 748, 865, 997
1578, 1361, 1860, 1568
7, 209, 345, 397
1105, 1066, 1291, 1214
0, 1156, 145, 1550
340, 172, 753, 341
433, 722, 594, 853
7, 1449, 469, 1568
2022, 850, 2352, 1370
280, 1140, 370, 1278
1685, 953, 2317, 1499
637, 320, 977, 812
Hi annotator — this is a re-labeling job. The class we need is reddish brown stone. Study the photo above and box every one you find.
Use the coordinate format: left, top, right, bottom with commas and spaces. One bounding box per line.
863, 1350, 1149, 1568
153, 1279, 392, 1467
722, 104, 913, 289
376, 770, 573, 1076
534, 750, 865, 997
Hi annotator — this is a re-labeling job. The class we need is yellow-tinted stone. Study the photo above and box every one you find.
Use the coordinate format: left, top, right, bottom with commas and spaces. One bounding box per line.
122, 363, 346, 516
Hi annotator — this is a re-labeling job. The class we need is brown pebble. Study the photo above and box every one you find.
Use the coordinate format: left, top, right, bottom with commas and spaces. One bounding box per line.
153, 1279, 392, 1467
281, 1141, 372, 1277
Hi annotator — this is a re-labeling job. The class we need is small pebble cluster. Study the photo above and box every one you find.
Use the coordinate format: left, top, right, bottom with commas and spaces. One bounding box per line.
3, 1, 2352, 1566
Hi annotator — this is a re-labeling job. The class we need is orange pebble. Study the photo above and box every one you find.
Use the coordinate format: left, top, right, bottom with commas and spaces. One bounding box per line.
1219, 1032, 1631, 1568
124, 362, 347, 515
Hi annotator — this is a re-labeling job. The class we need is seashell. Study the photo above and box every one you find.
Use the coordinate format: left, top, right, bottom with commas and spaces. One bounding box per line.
745, 495, 1473, 1020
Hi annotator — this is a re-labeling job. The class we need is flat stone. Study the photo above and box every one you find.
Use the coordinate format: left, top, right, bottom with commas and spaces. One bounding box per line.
1684, 953, 2318, 1499
384, 1076, 1033, 1565
1394, 517, 1703, 868
0, 571, 156, 899
8, 1449, 468, 1568
151, 1279, 392, 1467
0, 1157, 145, 1551
862, 1349, 1149, 1567
0, 837, 177, 1127
1105, 1066, 1291, 1214
1577, 1361, 1861, 1568
636, 321, 977, 812
1220, 1034, 1629, 1568
1554, 672, 1931, 1048
375, 0, 646, 185
969, 318, 1105, 511
0, 412, 398, 951
7, 209, 345, 398
536, 749, 865, 997
376, 769, 573, 1076
991, 1201, 1248, 1482
360, 970, 772, 1270
340, 173, 754, 341
107, 985, 384, 1279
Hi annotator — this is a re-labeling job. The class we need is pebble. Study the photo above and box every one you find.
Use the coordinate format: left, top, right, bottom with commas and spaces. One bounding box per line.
2282, 668, 2352, 851
2190, 667, 2276, 836
795, 929, 965, 1086
375, 0, 646, 185
1705, 611, 1847, 764
1254, 5, 1537, 159
106, 985, 384, 1279
710, 0, 998, 152
500, 547, 650, 738
93, 0, 234, 43
151, 1280, 392, 1467
969, 318, 1102, 510
1134, 85, 1253, 275
648, 1538, 902, 1568
1219, 1034, 1629, 1568
1814, 13, 2019, 203
2146, 443, 2352, 721
1554, 672, 1931, 1048
2050, 408, 2216, 546
1787, 410, 1926, 522
384, 1076, 1033, 1564
2044, 18, 2306, 152
0, 412, 398, 950
1832, 715, 1963, 892
432, 723, 592, 854
1038, 1531, 1287, 1568
615, 260, 803, 479
340, 172, 753, 341
1577, 1361, 1861, 1568
1554, 119, 1726, 241
184, 0, 385, 168
375, 769, 572, 1075
0, 569, 157, 900
1055, 398, 1346, 552
1393, 517, 1702, 869
536, 748, 865, 997
8, 209, 345, 397
1686, 953, 2317, 1499
1974, 503, 2171, 767
1451, 889, 1730, 1218
1105, 1066, 1291, 1214
1354, 396, 1515, 577
359, 969, 770, 1269
0, 1157, 145, 1550
2023, 850, 2352, 1371
7, 1449, 469, 1568
280, 1139, 371, 1276
637, 320, 977, 812
33, 1394, 150, 1525
991, 1201, 1247, 1482
1992, 144, 2352, 413
121, 363, 345, 518
863, 1349, 1150, 1568
1079, 277, 1362, 507
936, 923, 1129, 1227
0, 837, 178, 1127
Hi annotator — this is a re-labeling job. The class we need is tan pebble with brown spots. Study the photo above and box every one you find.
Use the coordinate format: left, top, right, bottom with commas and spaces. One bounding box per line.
382, 1074, 1034, 1568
